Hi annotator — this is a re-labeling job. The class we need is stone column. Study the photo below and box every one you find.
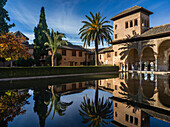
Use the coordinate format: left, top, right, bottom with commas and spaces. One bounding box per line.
154, 55, 158, 71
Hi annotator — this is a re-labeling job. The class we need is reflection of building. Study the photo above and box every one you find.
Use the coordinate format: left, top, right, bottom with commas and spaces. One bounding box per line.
48, 81, 94, 95
110, 6, 170, 72
112, 101, 150, 127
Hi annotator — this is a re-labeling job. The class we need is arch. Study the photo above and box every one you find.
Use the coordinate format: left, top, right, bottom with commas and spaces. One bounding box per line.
128, 48, 140, 70
141, 80, 155, 98
141, 47, 155, 71
158, 40, 170, 71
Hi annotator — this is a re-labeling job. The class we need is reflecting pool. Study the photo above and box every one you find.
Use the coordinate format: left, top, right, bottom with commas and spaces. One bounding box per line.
0, 73, 170, 127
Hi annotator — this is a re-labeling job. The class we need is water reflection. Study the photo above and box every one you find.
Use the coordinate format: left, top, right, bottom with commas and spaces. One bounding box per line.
79, 81, 113, 127
46, 85, 73, 118
0, 73, 169, 127
0, 90, 30, 127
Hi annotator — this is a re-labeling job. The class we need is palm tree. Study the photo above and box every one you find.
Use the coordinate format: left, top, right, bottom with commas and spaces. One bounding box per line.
79, 81, 113, 126
79, 12, 113, 66
43, 29, 67, 67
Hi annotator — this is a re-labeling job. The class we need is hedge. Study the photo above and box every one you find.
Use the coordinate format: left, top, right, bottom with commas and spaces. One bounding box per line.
0, 66, 119, 78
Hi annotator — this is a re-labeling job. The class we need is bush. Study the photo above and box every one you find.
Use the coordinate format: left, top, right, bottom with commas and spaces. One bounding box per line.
0, 66, 119, 78
13, 58, 35, 67
45, 53, 62, 66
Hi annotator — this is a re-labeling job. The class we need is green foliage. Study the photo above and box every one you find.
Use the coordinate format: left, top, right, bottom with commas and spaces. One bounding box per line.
13, 57, 35, 67
0, 0, 15, 33
33, 6, 50, 66
45, 53, 62, 66
43, 29, 67, 66
79, 12, 112, 66
0, 66, 119, 78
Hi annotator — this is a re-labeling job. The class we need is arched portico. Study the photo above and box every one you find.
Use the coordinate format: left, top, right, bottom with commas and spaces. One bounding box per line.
158, 40, 170, 71
141, 47, 155, 71
128, 48, 140, 70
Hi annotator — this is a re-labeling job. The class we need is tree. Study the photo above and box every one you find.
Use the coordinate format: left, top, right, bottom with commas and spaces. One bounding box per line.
0, 33, 31, 67
43, 29, 67, 67
0, 0, 15, 33
33, 6, 50, 66
79, 12, 112, 66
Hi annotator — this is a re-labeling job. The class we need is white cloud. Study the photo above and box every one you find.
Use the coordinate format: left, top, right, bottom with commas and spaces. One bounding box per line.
6, 2, 38, 29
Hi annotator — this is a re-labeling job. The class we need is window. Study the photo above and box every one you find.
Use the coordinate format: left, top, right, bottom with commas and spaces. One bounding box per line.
125, 114, 129, 122
132, 30, 136, 35
115, 24, 117, 30
115, 102, 118, 107
115, 85, 117, 90
115, 112, 118, 117
134, 19, 138, 26
72, 50, 76, 56
62, 85, 66, 91
79, 51, 82, 57
115, 52, 117, 56
107, 52, 111, 58
79, 83, 82, 88
130, 116, 133, 123
72, 83, 76, 89
125, 22, 128, 28
115, 34, 117, 39
107, 83, 111, 88
100, 55, 102, 60
135, 117, 138, 125
130, 20, 133, 27
62, 49, 66, 56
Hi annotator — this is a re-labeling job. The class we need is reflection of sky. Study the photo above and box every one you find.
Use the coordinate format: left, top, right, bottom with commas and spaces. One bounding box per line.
8, 89, 113, 127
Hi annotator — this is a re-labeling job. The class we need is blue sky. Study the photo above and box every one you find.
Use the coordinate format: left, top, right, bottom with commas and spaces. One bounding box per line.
5, 0, 170, 48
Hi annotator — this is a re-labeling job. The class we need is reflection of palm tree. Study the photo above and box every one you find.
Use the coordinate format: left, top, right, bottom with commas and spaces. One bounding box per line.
46, 85, 73, 119
33, 86, 73, 127
79, 81, 113, 126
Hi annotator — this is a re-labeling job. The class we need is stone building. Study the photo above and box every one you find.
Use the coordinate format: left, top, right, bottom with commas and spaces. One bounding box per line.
47, 44, 94, 66
110, 5, 170, 72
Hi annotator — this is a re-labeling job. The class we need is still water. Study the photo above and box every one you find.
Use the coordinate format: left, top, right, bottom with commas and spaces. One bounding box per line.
0, 73, 170, 127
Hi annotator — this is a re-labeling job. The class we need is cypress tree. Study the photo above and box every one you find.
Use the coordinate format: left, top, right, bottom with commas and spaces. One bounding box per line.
0, 0, 15, 33
33, 6, 50, 66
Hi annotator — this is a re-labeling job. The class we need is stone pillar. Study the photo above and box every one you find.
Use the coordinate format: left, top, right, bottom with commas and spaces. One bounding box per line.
154, 55, 158, 71
139, 58, 142, 71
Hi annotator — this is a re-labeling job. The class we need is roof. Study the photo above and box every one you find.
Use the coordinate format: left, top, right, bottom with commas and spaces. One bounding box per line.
14, 31, 29, 40
46, 44, 86, 51
99, 46, 114, 54
110, 5, 153, 21
111, 23, 170, 45
142, 23, 170, 36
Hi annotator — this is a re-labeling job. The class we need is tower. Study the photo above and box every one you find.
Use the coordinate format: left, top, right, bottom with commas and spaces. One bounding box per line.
110, 6, 153, 41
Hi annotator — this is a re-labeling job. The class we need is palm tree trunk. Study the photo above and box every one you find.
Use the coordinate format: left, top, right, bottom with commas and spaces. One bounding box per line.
51, 54, 54, 67
95, 80, 99, 109
55, 51, 57, 66
95, 40, 99, 66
